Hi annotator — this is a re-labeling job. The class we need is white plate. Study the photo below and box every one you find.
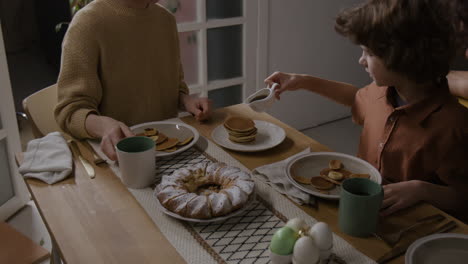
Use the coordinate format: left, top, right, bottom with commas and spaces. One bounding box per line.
130, 121, 199, 157
406, 233, 468, 264
154, 192, 256, 223
285, 152, 382, 199
211, 120, 286, 152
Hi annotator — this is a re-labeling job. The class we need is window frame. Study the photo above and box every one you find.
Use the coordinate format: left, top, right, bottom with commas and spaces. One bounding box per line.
0, 20, 29, 220
171, 0, 257, 102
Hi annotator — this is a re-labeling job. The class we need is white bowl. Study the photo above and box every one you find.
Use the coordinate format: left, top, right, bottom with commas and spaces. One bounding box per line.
406, 233, 468, 264
286, 152, 381, 199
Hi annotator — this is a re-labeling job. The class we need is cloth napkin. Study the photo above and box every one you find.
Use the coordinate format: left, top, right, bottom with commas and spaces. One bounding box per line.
252, 148, 316, 206
19, 132, 72, 184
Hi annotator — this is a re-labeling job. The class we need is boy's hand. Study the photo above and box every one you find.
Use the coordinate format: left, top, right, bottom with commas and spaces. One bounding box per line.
181, 94, 212, 122
86, 114, 134, 161
264, 72, 305, 100
380, 180, 424, 216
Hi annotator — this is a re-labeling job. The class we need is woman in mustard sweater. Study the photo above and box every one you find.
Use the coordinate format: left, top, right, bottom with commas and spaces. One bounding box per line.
55, 0, 211, 160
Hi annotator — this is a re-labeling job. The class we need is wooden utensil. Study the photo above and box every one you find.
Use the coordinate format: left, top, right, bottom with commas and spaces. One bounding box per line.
381, 213, 445, 246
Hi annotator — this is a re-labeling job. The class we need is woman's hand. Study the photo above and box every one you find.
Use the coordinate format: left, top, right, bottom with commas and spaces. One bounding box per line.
380, 180, 425, 216
85, 114, 134, 161
264, 72, 307, 100
181, 94, 212, 121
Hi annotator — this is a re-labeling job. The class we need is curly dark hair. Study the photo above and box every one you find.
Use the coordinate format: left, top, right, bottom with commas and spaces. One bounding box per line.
453, 0, 468, 50
335, 0, 457, 84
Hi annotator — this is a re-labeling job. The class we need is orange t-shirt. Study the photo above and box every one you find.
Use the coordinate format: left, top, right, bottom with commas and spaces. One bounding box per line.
352, 82, 468, 196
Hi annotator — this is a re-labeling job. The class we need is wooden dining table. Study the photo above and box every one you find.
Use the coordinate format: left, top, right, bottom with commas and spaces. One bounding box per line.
19, 104, 468, 264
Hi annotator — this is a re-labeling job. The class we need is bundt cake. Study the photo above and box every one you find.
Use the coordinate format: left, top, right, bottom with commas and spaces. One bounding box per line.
155, 162, 255, 219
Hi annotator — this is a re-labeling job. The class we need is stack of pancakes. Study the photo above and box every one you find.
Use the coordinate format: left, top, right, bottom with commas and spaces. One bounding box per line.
224, 116, 257, 143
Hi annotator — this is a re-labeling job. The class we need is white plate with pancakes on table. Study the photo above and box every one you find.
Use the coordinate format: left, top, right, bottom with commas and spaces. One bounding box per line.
211, 116, 286, 152
286, 152, 382, 199
131, 121, 199, 157
154, 162, 256, 223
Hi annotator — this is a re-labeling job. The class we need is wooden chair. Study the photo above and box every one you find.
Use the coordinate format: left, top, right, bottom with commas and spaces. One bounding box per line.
22, 84, 61, 138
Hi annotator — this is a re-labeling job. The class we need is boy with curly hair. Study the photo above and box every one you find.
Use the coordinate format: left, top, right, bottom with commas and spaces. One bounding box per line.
266, 0, 468, 219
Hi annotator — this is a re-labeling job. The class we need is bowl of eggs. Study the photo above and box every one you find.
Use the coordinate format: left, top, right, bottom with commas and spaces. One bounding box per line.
269, 218, 333, 264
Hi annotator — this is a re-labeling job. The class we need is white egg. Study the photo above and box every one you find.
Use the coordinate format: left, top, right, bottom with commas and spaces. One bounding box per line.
308, 222, 333, 250
286, 218, 308, 232
292, 236, 320, 264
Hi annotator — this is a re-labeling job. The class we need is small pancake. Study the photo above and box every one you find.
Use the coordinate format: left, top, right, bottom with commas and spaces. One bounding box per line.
292, 175, 311, 185
226, 127, 257, 137
320, 168, 351, 179
327, 171, 344, 181
156, 137, 179, 151
149, 135, 159, 142
163, 147, 178, 153
156, 133, 168, 144
228, 132, 257, 140
177, 136, 193, 146
329, 159, 342, 170
337, 169, 352, 178
319, 175, 341, 186
320, 168, 332, 177
310, 176, 335, 190
224, 116, 255, 132
229, 135, 256, 143
144, 128, 158, 136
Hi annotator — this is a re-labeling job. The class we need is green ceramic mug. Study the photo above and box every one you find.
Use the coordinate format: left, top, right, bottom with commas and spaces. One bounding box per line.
338, 178, 383, 237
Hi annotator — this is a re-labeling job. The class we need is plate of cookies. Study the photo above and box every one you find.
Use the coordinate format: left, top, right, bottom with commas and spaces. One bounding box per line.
286, 152, 381, 199
211, 116, 286, 152
131, 121, 199, 157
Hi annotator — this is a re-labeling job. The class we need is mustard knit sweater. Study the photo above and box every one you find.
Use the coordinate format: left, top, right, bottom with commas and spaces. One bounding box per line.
54, 0, 188, 139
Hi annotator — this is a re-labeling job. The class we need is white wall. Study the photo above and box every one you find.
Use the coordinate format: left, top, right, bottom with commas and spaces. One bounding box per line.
258, 0, 371, 130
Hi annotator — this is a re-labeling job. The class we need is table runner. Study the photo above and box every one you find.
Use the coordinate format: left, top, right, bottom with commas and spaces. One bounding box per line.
91, 120, 376, 264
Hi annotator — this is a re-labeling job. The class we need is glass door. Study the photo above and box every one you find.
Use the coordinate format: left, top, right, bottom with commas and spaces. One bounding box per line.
160, 0, 257, 109
0, 19, 29, 221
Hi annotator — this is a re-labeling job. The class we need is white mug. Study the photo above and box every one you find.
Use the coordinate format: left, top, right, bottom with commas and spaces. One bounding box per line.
245, 83, 279, 112
116, 136, 156, 189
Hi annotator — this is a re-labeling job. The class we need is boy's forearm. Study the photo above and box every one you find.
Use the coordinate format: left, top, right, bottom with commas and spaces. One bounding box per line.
447, 70, 468, 98
418, 180, 466, 215
300, 75, 359, 107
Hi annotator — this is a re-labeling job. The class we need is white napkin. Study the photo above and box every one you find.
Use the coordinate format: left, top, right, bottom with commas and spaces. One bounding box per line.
252, 148, 316, 206
19, 132, 72, 184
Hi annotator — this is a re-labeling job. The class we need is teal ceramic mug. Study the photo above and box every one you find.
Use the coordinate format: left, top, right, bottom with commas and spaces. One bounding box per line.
338, 178, 383, 237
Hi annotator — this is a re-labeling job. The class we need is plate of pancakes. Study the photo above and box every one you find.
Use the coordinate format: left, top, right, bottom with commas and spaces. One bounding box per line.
211, 116, 286, 152
286, 152, 381, 199
131, 121, 199, 157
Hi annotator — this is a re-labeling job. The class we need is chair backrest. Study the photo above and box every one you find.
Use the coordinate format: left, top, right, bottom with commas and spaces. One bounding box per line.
22, 84, 61, 138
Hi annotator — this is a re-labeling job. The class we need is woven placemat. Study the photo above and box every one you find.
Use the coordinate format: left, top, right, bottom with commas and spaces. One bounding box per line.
153, 147, 289, 264
90, 119, 376, 264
